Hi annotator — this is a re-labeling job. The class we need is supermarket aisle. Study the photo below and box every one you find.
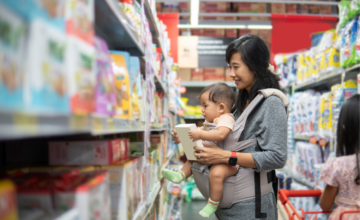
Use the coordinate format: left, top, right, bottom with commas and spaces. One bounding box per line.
182, 200, 216, 220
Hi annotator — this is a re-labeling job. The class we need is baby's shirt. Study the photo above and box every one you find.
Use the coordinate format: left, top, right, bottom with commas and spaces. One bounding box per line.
203, 113, 235, 132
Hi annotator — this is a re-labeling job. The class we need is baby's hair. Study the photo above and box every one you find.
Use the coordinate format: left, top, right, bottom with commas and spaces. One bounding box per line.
336, 94, 360, 185
199, 82, 235, 110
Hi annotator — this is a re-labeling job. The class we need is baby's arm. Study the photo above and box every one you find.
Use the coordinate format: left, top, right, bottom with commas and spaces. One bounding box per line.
189, 126, 231, 142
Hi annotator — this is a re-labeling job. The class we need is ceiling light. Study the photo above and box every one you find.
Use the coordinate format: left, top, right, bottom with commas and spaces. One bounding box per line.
178, 24, 247, 29
191, 0, 199, 25
247, 25, 272, 29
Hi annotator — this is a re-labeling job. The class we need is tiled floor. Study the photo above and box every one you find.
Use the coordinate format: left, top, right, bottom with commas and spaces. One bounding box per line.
182, 200, 216, 220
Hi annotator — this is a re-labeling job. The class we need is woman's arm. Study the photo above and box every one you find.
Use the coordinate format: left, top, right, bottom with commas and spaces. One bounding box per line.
194, 142, 257, 168
189, 127, 231, 142
319, 185, 338, 211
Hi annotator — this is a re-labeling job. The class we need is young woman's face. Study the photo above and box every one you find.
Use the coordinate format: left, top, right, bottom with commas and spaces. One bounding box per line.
228, 52, 255, 92
200, 91, 221, 122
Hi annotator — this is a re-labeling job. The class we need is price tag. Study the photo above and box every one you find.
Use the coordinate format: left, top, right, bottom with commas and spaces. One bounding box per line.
70, 115, 88, 129
309, 136, 318, 144
171, 186, 181, 196
13, 113, 38, 133
318, 138, 328, 147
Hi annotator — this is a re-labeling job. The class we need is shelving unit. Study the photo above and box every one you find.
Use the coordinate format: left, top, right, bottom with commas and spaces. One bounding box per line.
181, 81, 236, 88
183, 115, 204, 120
137, 0, 159, 38
95, 0, 145, 56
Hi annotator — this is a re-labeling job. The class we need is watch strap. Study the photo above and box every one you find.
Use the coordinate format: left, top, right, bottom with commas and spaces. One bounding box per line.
231, 151, 237, 158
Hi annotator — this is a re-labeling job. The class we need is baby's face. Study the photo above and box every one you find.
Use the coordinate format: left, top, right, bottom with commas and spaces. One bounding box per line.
200, 91, 222, 122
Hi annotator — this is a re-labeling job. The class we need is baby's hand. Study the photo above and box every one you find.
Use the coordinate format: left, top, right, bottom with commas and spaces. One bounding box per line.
188, 130, 201, 141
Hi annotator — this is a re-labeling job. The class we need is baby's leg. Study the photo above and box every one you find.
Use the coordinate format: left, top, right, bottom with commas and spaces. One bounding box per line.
162, 160, 194, 184
199, 164, 238, 218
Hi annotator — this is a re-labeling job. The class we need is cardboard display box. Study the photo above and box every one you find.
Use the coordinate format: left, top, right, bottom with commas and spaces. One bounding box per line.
178, 69, 192, 81
192, 68, 204, 81
271, 3, 285, 14
203, 68, 225, 81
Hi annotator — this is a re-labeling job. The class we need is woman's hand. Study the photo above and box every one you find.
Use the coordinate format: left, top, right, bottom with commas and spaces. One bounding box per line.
171, 130, 180, 145
193, 141, 231, 165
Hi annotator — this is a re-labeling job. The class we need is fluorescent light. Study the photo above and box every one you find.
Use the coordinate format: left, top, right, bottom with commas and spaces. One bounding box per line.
191, 0, 199, 25
247, 25, 272, 29
178, 24, 247, 29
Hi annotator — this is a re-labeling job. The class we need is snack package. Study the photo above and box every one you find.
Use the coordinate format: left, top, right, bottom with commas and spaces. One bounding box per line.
110, 52, 132, 119
24, 19, 70, 113
0, 5, 26, 111
67, 36, 96, 114
65, 0, 94, 44
101, 160, 134, 220
49, 139, 122, 165
324, 47, 340, 72
94, 37, 116, 116
355, 16, 360, 63
319, 92, 332, 134
129, 56, 141, 120
340, 19, 357, 67
0, 180, 17, 220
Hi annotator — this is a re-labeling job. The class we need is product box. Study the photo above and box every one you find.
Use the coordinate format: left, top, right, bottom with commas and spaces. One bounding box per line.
130, 157, 143, 213
54, 171, 111, 220
178, 68, 192, 81
237, 3, 267, 20
191, 29, 204, 36
94, 36, 116, 116
49, 139, 122, 165
308, 4, 319, 14
110, 52, 132, 119
128, 56, 142, 120
179, 2, 190, 20
64, 0, 94, 44
0, 5, 26, 111
5, 141, 48, 164
203, 29, 225, 38
203, 68, 225, 81
286, 4, 297, 14
156, 3, 163, 14
224, 17, 238, 38
130, 142, 145, 156
149, 150, 158, 191
0, 180, 17, 220
24, 19, 70, 113
67, 36, 96, 114
101, 160, 134, 220
271, 3, 285, 14
319, 4, 331, 15
192, 68, 204, 81
239, 29, 259, 37
297, 4, 309, 14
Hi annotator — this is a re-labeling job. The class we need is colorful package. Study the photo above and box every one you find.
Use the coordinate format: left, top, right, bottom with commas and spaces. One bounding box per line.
49, 139, 122, 165
110, 52, 132, 119
355, 16, 360, 63
340, 19, 357, 67
324, 47, 340, 72
65, 0, 94, 43
24, 19, 69, 113
66, 36, 96, 114
0, 180, 17, 220
0, 5, 26, 110
94, 37, 116, 116
319, 92, 332, 133
129, 56, 141, 120
101, 160, 134, 220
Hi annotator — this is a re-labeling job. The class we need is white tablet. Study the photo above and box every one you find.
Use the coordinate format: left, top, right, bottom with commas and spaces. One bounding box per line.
175, 124, 204, 161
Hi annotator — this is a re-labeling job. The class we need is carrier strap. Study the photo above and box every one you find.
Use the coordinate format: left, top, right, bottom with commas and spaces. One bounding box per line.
254, 171, 267, 219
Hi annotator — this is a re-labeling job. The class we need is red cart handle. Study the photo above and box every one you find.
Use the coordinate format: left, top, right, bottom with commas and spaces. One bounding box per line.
279, 189, 322, 205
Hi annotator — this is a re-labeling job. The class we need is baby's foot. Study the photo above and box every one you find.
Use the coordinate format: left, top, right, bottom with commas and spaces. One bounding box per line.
161, 169, 185, 184
199, 198, 219, 218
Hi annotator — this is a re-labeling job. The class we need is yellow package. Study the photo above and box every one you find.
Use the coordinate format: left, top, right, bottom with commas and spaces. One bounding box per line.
319, 93, 332, 132
110, 54, 131, 119
296, 66, 304, 84
298, 53, 307, 67
343, 79, 358, 88
315, 52, 325, 73
0, 180, 17, 220
324, 47, 340, 70
309, 57, 318, 78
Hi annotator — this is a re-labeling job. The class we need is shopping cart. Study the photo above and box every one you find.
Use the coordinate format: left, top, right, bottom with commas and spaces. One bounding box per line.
278, 189, 360, 220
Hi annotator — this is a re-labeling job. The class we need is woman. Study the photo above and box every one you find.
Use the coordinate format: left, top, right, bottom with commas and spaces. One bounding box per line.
173, 35, 288, 219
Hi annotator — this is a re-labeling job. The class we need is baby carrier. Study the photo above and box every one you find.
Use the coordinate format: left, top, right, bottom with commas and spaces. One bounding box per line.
191, 89, 289, 219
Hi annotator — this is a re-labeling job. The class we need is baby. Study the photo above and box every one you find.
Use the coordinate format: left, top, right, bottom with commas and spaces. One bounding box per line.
162, 82, 237, 218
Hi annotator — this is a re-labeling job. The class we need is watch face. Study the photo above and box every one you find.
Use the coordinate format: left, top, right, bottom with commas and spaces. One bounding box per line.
229, 157, 237, 166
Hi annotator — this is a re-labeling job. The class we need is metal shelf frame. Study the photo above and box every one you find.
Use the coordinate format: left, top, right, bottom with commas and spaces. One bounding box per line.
181, 81, 236, 88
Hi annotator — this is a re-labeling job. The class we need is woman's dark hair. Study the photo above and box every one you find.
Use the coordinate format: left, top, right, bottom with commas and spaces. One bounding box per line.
199, 82, 235, 110
225, 35, 280, 115
336, 94, 360, 185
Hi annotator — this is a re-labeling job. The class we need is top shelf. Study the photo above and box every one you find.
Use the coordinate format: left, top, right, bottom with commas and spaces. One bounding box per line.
95, 0, 145, 56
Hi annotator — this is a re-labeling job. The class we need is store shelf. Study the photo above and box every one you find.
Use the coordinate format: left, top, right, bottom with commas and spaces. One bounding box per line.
95, 0, 145, 56
294, 135, 310, 141
293, 175, 316, 189
181, 81, 236, 88
184, 115, 204, 120
137, 0, 159, 38
154, 74, 167, 94
199, 0, 339, 5
151, 124, 169, 132
91, 116, 145, 135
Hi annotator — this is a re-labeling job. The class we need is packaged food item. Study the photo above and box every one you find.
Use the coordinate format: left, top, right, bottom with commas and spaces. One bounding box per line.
0, 4, 26, 111
340, 19, 357, 67
319, 92, 332, 134
101, 160, 134, 220
128, 56, 141, 120
0, 179, 17, 220
203, 68, 225, 81
66, 36, 96, 114
94, 37, 116, 116
25, 19, 70, 113
49, 139, 122, 165
271, 3, 285, 14
65, 0, 94, 43
110, 52, 132, 119
355, 16, 360, 64
191, 68, 203, 81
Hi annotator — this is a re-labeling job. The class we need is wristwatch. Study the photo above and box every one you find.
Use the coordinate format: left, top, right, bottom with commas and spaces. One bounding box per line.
228, 151, 237, 166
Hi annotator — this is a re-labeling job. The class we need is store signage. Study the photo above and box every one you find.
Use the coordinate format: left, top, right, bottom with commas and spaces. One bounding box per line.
318, 138, 328, 147
171, 186, 181, 196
